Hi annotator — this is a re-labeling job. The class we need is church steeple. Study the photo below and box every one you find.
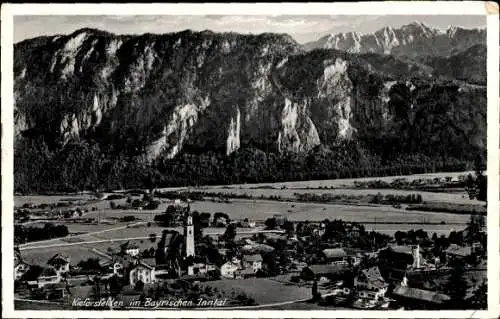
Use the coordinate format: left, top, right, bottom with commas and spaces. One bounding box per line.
184, 210, 195, 258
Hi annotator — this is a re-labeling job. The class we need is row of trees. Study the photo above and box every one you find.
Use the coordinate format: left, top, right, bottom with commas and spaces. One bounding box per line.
14, 223, 69, 244
15, 135, 474, 193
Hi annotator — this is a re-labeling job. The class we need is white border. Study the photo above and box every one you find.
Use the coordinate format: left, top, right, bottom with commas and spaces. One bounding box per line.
1, 2, 499, 318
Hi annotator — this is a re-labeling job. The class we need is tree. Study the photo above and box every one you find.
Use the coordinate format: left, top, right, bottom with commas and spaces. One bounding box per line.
134, 280, 145, 292
199, 212, 211, 228
108, 275, 123, 297
265, 218, 277, 230
222, 223, 237, 242
468, 280, 487, 310
282, 220, 295, 236
466, 155, 487, 202
444, 260, 469, 309
77, 258, 103, 272
395, 231, 407, 245
311, 280, 320, 301
149, 233, 157, 243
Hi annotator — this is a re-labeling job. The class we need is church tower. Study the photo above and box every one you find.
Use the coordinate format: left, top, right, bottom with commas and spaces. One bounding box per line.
184, 211, 195, 258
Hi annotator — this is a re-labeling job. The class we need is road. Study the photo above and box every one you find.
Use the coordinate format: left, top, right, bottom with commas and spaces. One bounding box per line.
18, 221, 147, 248
19, 228, 285, 251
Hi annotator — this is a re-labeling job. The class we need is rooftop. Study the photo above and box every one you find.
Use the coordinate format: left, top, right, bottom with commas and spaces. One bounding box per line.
47, 253, 70, 264
39, 266, 58, 278
322, 248, 348, 259
386, 245, 414, 255
306, 264, 348, 275
445, 244, 473, 257
392, 285, 451, 304
359, 266, 388, 289
243, 254, 263, 263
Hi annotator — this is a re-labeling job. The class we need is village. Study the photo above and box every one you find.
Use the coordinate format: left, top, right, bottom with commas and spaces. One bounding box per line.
14, 192, 487, 310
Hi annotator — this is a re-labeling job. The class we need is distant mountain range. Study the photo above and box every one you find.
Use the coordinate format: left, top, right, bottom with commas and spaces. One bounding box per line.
304, 22, 486, 58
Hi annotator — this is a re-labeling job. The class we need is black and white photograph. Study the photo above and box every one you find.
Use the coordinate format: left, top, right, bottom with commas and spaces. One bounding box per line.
2, 2, 499, 317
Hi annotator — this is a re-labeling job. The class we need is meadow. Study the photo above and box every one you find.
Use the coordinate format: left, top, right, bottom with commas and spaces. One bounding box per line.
15, 171, 479, 269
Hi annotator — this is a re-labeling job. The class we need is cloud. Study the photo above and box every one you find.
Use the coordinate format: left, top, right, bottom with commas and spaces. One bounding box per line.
14, 14, 486, 44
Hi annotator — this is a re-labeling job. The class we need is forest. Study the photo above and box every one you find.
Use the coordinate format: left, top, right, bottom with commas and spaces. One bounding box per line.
14, 135, 475, 194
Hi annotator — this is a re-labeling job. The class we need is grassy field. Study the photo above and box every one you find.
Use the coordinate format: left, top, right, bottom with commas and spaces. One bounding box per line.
190, 199, 471, 224
158, 171, 473, 191
199, 277, 313, 305
186, 187, 480, 205
15, 171, 478, 268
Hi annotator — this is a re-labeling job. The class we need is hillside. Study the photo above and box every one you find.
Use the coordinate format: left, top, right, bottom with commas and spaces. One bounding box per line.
13, 28, 486, 192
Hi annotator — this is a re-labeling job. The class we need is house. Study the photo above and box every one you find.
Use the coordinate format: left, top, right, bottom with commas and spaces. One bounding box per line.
235, 268, 256, 279
47, 254, 71, 274
242, 254, 263, 272
445, 244, 473, 261
391, 285, 451, 309
129, 260, 156, 286
301, 264, 349, 281
221, 260, 240, 279
321, 248, 349, 265
15, 259, 30, 280
188, 263, 217, 276
354, 266, 388, 300
36, 266, 62, 288
273, 214, 286, 226
101, 255, 135, 277
125, 244, 140, 257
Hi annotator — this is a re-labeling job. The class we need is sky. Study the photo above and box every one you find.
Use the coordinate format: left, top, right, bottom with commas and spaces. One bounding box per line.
14, 15, 486, 44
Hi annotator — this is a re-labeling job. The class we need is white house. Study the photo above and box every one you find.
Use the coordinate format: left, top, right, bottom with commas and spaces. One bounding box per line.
354, 266, 388, 300
14, 260, 30, 280
221, 260, 240, 279
36, 266, 62, 288
125, 245, 140, 257
242, 254, 263, 272
47, 254, 71, 274
129, 261, 156, 286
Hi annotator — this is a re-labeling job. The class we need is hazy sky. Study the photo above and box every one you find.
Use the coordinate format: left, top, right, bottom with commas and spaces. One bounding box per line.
14, 15, 486, 44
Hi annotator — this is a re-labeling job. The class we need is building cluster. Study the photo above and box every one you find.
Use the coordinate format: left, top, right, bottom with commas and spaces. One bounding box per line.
14, 199, 486, 310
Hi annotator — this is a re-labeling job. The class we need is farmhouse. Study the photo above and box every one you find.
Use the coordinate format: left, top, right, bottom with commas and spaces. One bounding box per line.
47, 254, 71, 274
235, 268, 257, 279
221, 260, 240, 279
125, 244, 140, 257
301, 264, 349, 281
354, 266, 388, 300
129, 260, 156, 286
36, 266, 62, 288
242, 254, 263, 272
14, 259, 31, 280
321, 248, 349, 265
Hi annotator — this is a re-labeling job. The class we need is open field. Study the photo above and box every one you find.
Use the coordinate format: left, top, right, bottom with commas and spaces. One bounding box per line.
199, 277, 313, 305
185, 187, 481, 205
157, 171, 474, 192
191, 199, 471, 224
15, 171, 478, 268
14, 194, 97, 207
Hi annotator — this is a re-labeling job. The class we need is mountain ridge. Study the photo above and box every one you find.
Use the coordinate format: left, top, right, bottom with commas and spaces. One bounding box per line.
304, 22, 486, 58
13, 26, 486, 192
